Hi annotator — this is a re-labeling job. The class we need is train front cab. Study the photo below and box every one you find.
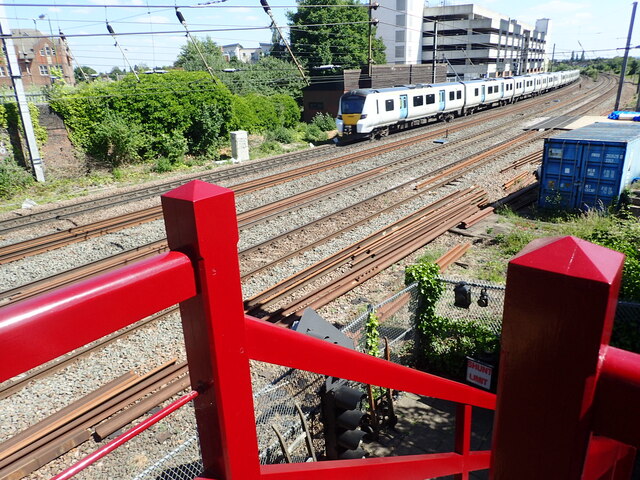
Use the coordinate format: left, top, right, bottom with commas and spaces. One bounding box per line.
336, 91, 370, 139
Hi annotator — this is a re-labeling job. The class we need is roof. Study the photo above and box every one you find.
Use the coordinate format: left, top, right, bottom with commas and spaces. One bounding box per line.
11, 29, 59, 61
550, 122, 640, 144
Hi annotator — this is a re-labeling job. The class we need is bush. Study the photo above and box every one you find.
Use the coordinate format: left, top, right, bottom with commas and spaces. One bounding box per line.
86, 113, 148, 167
265, 126, 295, 144
0, 158, 33, 199
257, 140, 284, 156
311, 112, 336, 132
405, 259, 499, 377
302, 123, 327, 143
244, 93, 280, 132
271, 94, 300, 128
154, 132, 187, 165
49, 71, 234, 160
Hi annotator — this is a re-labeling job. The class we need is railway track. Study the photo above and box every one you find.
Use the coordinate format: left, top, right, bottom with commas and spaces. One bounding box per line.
0, 74, 621, 479
0, 75, 618, 306
0, 76, 606, 266
0, 75, 588, 239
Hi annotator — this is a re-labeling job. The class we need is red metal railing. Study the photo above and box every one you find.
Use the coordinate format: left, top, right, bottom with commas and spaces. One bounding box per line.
1, 180, 639, 480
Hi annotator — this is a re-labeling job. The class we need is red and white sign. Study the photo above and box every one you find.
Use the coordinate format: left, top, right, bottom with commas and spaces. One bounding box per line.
466, 358, 493, 390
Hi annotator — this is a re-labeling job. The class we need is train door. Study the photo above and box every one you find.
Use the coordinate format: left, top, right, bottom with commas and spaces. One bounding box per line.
481, 85, 485, 103
438, 90, 446, 111
400, 94, 408, 119
500, 83, 504, 98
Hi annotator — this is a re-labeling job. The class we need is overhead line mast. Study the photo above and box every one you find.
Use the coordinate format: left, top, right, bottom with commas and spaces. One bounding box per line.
259, 0, 309, 85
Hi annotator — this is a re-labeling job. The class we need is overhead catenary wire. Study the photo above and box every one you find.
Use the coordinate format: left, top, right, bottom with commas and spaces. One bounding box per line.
175, 8, 220, 83
106, 21, 140, 81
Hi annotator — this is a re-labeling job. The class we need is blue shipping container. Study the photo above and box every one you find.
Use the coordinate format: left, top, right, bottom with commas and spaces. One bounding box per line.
538, 123, 640, 210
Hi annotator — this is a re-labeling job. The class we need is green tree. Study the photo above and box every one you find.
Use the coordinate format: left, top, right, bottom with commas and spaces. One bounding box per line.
287, 0, 386, 73
174, 36, 227, 74
74, 66, 97, 83
220, 56, 307, 99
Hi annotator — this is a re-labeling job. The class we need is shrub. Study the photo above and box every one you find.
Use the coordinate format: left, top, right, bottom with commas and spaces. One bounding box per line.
244, 93, 280, 132
154, 132, 188, 165
186, 103, 225, 157
265, 126, 295, 144
405, 259, 499, 377
311, 112, 336, 132
302, 123, 326, 143
0, 158, 33, 199
86, 113, 148, 167
257, 140, 284, 156
271, 94, 300, 128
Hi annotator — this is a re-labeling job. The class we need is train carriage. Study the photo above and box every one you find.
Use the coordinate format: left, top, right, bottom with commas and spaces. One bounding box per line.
336, 69, 580, 140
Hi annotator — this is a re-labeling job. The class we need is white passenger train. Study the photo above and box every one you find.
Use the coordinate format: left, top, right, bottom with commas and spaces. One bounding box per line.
336, 70, 580, 140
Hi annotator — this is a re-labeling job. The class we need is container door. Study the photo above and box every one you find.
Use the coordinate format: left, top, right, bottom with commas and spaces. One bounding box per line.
439, 90, 446, 111
400, 94, 408, 119
539, 141, 583, 209
575, 143, 626, 209
481, 85, 485, 102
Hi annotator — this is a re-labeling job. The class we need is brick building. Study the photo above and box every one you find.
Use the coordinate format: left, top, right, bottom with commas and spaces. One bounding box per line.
0, 29, 75, 87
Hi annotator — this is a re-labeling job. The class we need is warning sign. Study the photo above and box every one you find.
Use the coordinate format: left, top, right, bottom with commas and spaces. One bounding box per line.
466, 358, 493, 390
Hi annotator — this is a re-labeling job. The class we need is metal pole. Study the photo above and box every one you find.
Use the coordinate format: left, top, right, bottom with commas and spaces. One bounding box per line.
260, 0, 308, 85
368, 0, 373, 79
550, 43, 555, 72
615, 1, 637, 111
0, 6, 45, 182
432, 19, 438, 83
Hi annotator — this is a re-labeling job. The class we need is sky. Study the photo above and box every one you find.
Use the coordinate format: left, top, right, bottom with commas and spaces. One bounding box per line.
0, 0, 637, 73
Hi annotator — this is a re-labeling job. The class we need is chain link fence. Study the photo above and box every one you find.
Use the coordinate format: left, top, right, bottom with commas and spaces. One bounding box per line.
111, 279, 638, 479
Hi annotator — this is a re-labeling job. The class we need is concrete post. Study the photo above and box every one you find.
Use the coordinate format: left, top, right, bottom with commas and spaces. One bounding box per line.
230, 130, 249, 162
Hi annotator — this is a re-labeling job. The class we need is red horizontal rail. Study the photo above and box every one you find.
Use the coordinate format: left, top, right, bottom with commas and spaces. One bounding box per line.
592, 346, 640, 448
257, 451, 491, 480
0, 251, 196, 382
51, 390, 199, 480
244, 315, 496, 410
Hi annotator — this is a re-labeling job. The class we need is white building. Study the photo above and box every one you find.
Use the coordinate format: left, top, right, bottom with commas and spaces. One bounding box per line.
222, 43, 270, 63
377, 3, 551, 81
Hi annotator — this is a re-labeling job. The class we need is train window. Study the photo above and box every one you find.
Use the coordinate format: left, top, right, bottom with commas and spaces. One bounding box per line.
413, 95, 424, 107
308, 102, 324, 109
474, 88, 479, 96
488, 86, 493, 94
341, 95, 365, 114
426, 94, 435, 104
385, 99, 394, 111
449, 91, 455, 101
456, 90, 462, 99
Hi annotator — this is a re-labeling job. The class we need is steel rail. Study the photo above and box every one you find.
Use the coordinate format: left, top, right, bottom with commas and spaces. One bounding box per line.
0, 76, 586, 238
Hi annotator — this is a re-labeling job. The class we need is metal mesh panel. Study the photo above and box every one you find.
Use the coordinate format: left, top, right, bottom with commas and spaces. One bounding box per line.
436, 277, 506, 335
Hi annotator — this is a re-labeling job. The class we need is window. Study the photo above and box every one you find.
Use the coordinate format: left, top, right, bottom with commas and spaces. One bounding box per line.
0, 66, 5, 77
39, 46, 54, 56
413, 95, 423, 107
396, 0, 406, 10
449, 91, 455, 101
426, 94, 435, 104
385, 99, 394, 111
456, 90, 462, 99
395, 46, 405, 58
395, 30, 405, 42
395, 14, 405, 27
474, 88, 479, 96
38, 65, 50, 75
308, 102, 324, 109
488, 86, 493, 94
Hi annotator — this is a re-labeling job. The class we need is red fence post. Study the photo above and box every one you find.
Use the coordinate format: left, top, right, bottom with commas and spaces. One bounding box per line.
161, 180, 260, 480
491, 236, 624, 480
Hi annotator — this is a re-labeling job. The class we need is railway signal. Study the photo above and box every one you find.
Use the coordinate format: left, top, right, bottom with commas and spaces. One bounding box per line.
321, 378, 368, 460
